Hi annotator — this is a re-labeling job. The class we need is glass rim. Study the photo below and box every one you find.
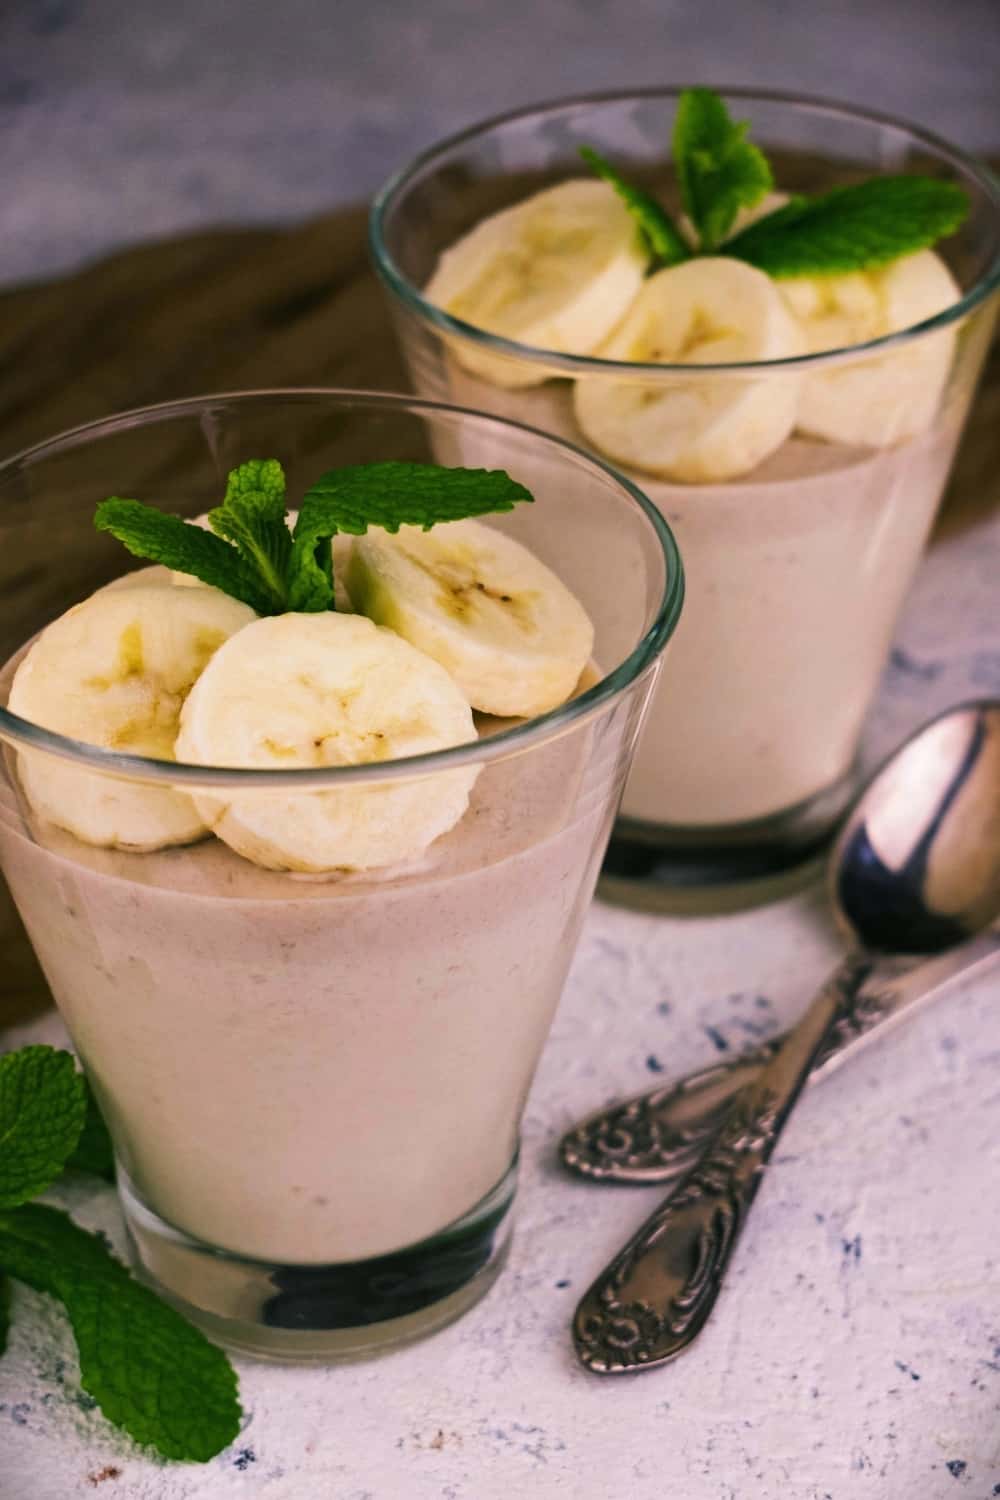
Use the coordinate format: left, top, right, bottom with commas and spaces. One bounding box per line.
369, 84, 1000, 379
0, 387, 685, 789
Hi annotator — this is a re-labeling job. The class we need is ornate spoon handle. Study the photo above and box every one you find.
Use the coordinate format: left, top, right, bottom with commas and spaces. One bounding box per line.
561, 931, 999, 1186
573, 953, 879, 1373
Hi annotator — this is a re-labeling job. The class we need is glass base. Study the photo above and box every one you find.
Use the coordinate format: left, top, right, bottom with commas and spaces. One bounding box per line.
600, 771, 855, 914
119, 1159, 518, 1363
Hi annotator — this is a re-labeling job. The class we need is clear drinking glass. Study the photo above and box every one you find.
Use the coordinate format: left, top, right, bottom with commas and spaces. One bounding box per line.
0, 390, 682, 1360
370, 88, 1000, 904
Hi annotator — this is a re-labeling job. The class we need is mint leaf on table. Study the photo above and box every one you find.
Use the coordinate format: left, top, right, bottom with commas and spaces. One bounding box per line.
724, 176, 970, 276
0, 1203, 241, 1462
0, 1046, 86, 1209
94, 500, 273, 614
65, 1079, 115, 1184
287, 462, 533, 611
672, 87, 772, 251
0, 1050, 238, 1460
206, 458, 291, 615
578, 146, 690, 266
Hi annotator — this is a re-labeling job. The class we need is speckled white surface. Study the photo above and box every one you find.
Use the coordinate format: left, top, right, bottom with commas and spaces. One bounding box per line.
1, 501, 999, 1498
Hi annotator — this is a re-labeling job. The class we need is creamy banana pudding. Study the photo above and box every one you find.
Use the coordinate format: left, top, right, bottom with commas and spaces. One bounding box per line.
0, 674, 599, 1266
0, 401, 681, 1357
436, 366, 960, 829
373, 87, 1000, 888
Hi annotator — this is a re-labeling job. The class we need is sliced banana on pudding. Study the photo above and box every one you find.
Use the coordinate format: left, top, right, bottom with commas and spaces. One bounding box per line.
175, 612, 479, 873
99, 564, 176, 591
347, 518, 594, 718
425, 179, 647, 388
782, 249, 961, 446
8, 584, 256, 850
573, 257, 804, 481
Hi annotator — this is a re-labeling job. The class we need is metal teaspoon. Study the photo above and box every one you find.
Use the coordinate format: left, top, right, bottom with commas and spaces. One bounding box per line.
572, 700, 1000, 1373
562, 703, 1000, 1187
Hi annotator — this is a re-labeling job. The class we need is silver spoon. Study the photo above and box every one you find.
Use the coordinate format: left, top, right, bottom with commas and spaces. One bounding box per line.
562, 701, 1000, 1188
572, 701, 1000, 1373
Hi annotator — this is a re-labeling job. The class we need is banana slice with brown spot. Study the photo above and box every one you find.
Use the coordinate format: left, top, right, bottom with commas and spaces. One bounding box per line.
347, 519, 594, 718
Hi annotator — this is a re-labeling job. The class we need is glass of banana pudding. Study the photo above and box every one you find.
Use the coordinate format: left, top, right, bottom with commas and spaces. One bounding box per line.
371, 88, 1000, 903
0, 390, 682, 1360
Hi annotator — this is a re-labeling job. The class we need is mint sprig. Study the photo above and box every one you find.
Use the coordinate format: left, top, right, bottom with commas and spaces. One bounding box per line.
723, 176, 970, 277
578, 146, 689, 266
0, 1044, 240, 1463
96, 459, 533, 614
0, 1204, 240, 1463
579, 87, 968, 278
672, 87, 772, 251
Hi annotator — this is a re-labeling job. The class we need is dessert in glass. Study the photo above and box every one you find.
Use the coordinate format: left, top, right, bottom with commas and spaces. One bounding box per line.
0, 390, 682, 1360
370, 88, 1000, 902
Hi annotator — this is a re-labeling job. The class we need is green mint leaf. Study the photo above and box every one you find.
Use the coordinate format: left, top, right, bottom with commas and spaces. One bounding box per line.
0, 1047, 86, 1208
296, 462, 533, 535
723, 176, 970, 276
95, 500, 271, 614
288, 462, 533, 612
0, 1275, 10, 1356
0, 1204, 240, 1462
223, 457, 286, 512
65, 1079, 115, 1183
578, 146, 689, 267
288, 525, 336, 614
207, 459, 291, 614
672, 87, 772, 251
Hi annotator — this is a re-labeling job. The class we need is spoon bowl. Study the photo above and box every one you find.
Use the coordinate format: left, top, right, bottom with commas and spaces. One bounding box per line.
834, 701, 1000, 952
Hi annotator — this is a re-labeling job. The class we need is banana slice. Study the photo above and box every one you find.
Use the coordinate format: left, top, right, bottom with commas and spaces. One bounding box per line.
100, 564, 175, 592
8, 584, 256, 850
175, 612, 479, 873
424, 179, 647, 388
347, 519, 594, 718
172, 514, 354, 610
783, 249, 961, 446
573, 257, 804, 481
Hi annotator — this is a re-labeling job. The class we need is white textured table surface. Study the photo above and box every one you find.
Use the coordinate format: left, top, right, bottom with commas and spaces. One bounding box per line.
2, 505, 999, 1499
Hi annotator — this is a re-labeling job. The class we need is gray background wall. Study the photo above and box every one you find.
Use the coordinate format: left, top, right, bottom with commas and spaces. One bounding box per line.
2, 0, 999, 287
